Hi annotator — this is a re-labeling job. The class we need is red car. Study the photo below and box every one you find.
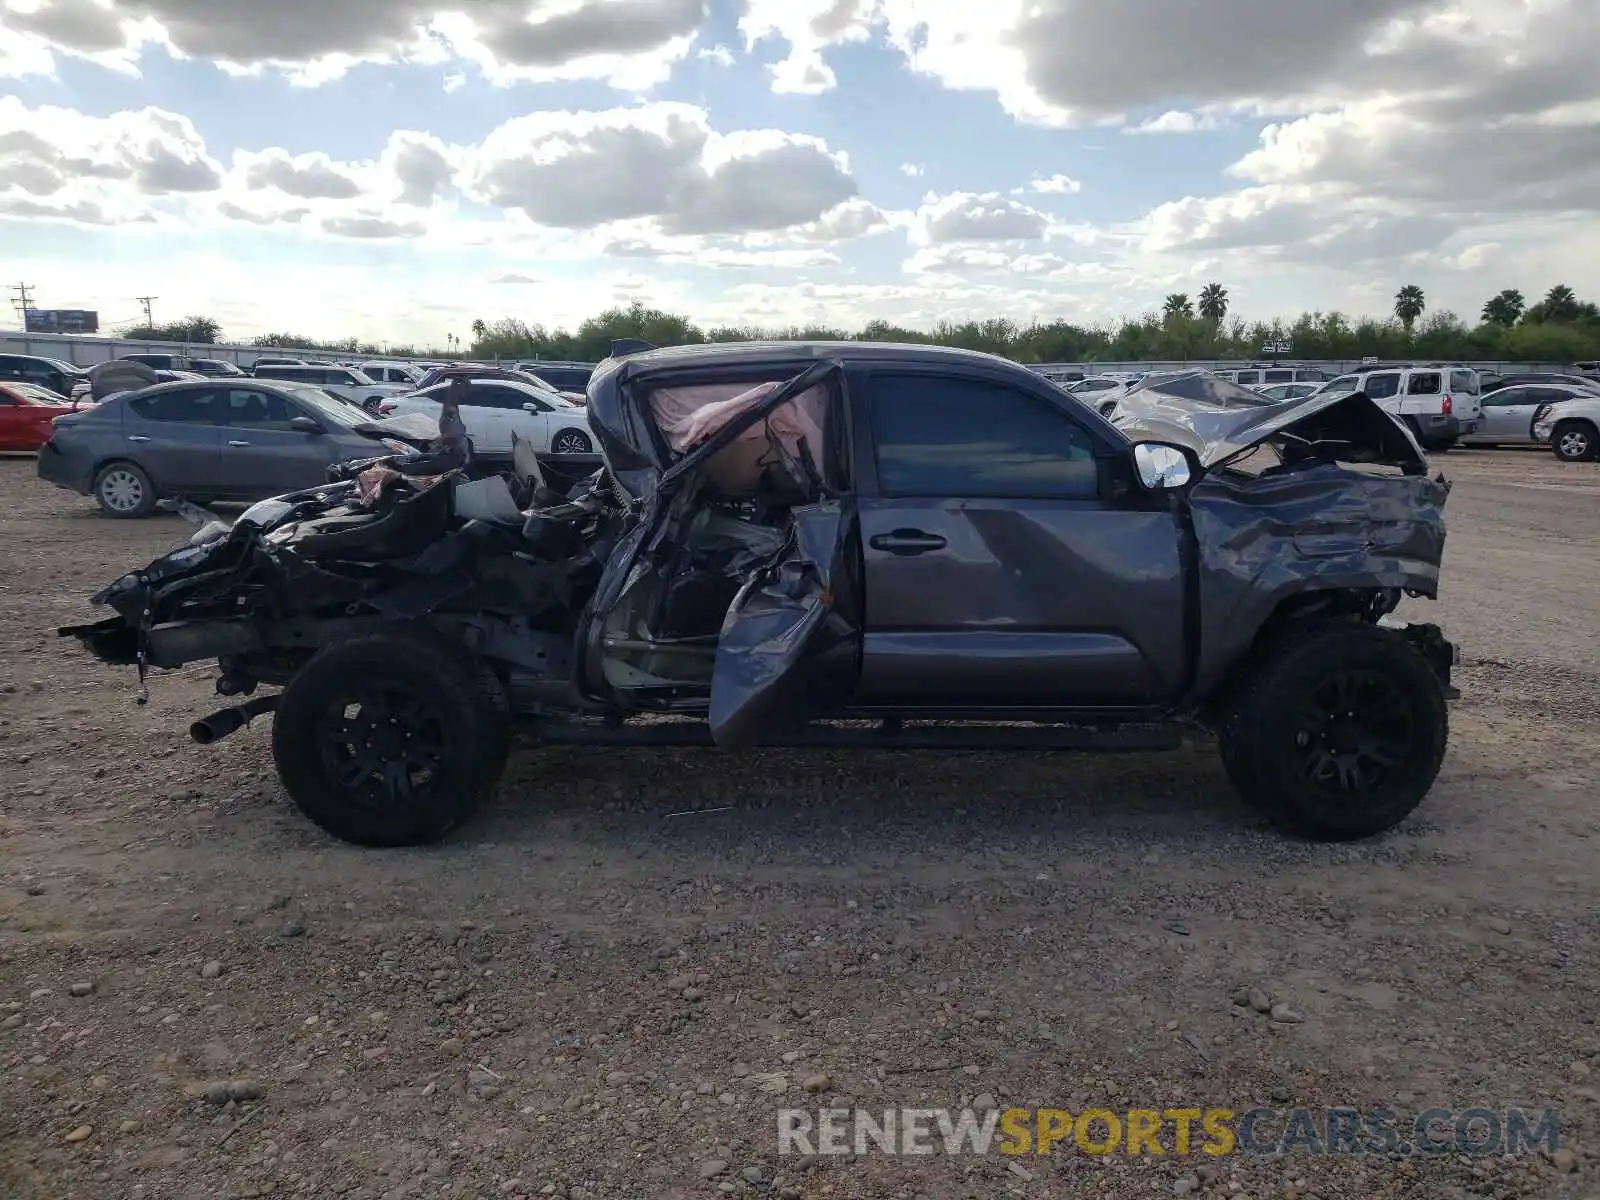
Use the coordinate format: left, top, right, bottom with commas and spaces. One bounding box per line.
0, 381, 79, 451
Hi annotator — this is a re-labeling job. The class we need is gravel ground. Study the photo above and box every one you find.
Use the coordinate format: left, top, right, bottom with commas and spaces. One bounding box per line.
1, 450, 1597, 1200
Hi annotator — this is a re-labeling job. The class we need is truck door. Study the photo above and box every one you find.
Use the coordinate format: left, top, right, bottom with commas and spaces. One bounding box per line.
851, 367, 1187, 710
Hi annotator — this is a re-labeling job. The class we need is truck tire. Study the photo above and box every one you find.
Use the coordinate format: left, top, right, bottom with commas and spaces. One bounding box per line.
271, 629, 511, 846
1219, 620, 1447, 840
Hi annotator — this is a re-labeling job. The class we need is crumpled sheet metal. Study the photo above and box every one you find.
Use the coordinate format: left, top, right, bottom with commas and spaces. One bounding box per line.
707, 501, 857, 748
1112, 381, 1427, 473
1187, 463, 1449, 695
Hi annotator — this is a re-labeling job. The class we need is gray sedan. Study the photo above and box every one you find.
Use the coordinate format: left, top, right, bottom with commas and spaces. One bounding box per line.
37, 379, 411, 517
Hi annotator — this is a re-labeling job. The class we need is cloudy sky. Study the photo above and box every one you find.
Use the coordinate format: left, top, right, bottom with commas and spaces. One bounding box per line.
1, 0, 1596, 347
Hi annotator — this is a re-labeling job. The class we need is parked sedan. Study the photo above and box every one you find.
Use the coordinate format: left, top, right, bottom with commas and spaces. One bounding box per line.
379, 378, 595, 457
0, 382, 78, 451
1459, 384, 1596, 449
37, 379, 413, 517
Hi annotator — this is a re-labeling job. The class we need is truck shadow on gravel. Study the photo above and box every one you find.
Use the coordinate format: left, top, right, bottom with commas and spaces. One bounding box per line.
440, 739, 1441, 858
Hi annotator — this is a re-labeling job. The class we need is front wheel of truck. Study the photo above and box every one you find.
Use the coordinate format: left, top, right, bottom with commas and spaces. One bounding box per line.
271, 631, 510, 846
1219, 621, 1448, 840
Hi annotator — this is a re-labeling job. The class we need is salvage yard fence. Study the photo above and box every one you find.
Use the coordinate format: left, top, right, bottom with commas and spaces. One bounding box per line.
0, 330, 1584, 378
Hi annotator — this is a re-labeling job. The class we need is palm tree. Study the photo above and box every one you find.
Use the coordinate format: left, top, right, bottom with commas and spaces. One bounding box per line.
1162, 293, 1193, 321
1480, 289, 1524, 327
1197, 282, 1228, 323
1393, 285, 1426, 333
1542, 284, 1580, 322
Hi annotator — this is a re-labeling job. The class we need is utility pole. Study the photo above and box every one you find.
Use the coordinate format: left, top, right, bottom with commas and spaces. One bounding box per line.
137, 296, 158, 328
9, 282, 35, 326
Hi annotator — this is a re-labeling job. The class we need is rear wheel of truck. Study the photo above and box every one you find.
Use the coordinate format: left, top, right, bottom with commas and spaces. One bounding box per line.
271, 631, 511, 847
1219, 621, 1448, 840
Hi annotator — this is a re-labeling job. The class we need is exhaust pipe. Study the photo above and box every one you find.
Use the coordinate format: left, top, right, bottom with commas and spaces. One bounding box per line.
190, 695, 279, 745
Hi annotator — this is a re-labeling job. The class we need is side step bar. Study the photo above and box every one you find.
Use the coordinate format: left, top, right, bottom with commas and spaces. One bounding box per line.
532, 720, 1183, 752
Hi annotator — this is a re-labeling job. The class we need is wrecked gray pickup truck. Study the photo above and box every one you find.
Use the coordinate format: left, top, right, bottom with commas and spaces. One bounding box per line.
63, 346, 1456, 847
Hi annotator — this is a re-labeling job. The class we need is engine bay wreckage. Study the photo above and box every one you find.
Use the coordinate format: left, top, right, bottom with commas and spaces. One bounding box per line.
63, 351, 1458, 847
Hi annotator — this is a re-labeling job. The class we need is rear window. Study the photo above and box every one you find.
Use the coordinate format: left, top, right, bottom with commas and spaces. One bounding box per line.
130, 388, 215, 423
1450, 369, 1479, 395
1364, 373, 1401, 400
1406, 372, 1443, 396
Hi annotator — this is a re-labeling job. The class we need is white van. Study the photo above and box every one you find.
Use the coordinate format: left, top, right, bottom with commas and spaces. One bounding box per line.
1317, 367, 1482, 450
1222, 366, 1329, 387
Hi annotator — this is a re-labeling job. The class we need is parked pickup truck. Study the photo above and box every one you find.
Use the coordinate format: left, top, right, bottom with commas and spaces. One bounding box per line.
62, 345, 1457, 847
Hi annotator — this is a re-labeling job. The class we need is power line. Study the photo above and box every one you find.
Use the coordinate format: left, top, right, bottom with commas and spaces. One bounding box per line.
136, 296, 158, 327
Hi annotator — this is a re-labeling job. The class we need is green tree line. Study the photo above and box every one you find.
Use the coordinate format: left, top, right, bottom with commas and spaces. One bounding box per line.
121, 283, 1600, 365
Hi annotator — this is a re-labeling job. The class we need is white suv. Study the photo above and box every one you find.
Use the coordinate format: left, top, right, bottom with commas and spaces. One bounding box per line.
251, 364, 412, 413
1222, 366, 1329, 387
1317, 367, 1482, 450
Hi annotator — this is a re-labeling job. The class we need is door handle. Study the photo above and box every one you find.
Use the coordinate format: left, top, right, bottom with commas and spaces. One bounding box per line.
227, 440, 251, 448
869, 529, 947, 556
126, 435, 151, 443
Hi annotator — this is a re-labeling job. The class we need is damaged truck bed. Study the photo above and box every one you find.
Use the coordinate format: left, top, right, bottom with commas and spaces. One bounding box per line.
64, 347, 1458, 847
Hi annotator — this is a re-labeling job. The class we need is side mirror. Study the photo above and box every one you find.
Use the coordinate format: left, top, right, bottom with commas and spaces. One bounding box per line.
522, 402, 541, 412
1133, 442, 1193, 489
290, 416, 323, 434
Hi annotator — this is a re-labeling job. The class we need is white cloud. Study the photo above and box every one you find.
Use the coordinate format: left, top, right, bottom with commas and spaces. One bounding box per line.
1123, 110, 1220, 135
464, 103, 858, 236
911, 191, 1050, 245
238, 149, 362, 200
0, 96, 223, 212
738, 0, 876, 93
1024, 174, 1081, 194
321, 213, 427, 239
696, 42, 734, 66
0, 0, 711, 88
900, 162, 924, 177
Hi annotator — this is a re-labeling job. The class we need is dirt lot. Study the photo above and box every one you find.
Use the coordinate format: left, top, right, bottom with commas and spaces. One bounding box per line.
1, 451, 1597, 1200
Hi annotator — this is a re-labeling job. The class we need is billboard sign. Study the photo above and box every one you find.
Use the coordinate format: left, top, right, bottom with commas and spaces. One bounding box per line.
24, 309, 99, 334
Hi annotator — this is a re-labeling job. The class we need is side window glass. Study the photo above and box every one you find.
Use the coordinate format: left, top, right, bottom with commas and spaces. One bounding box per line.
1263, 370, 1293, 383
1234, 371, 1260, 385
1406, 372, 1442, 395
867, 374, 1099, 499
130, 388, 216, 424
1364, 374, 1401, 400
219, 389, 298, 429
480, 386, 538, 411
